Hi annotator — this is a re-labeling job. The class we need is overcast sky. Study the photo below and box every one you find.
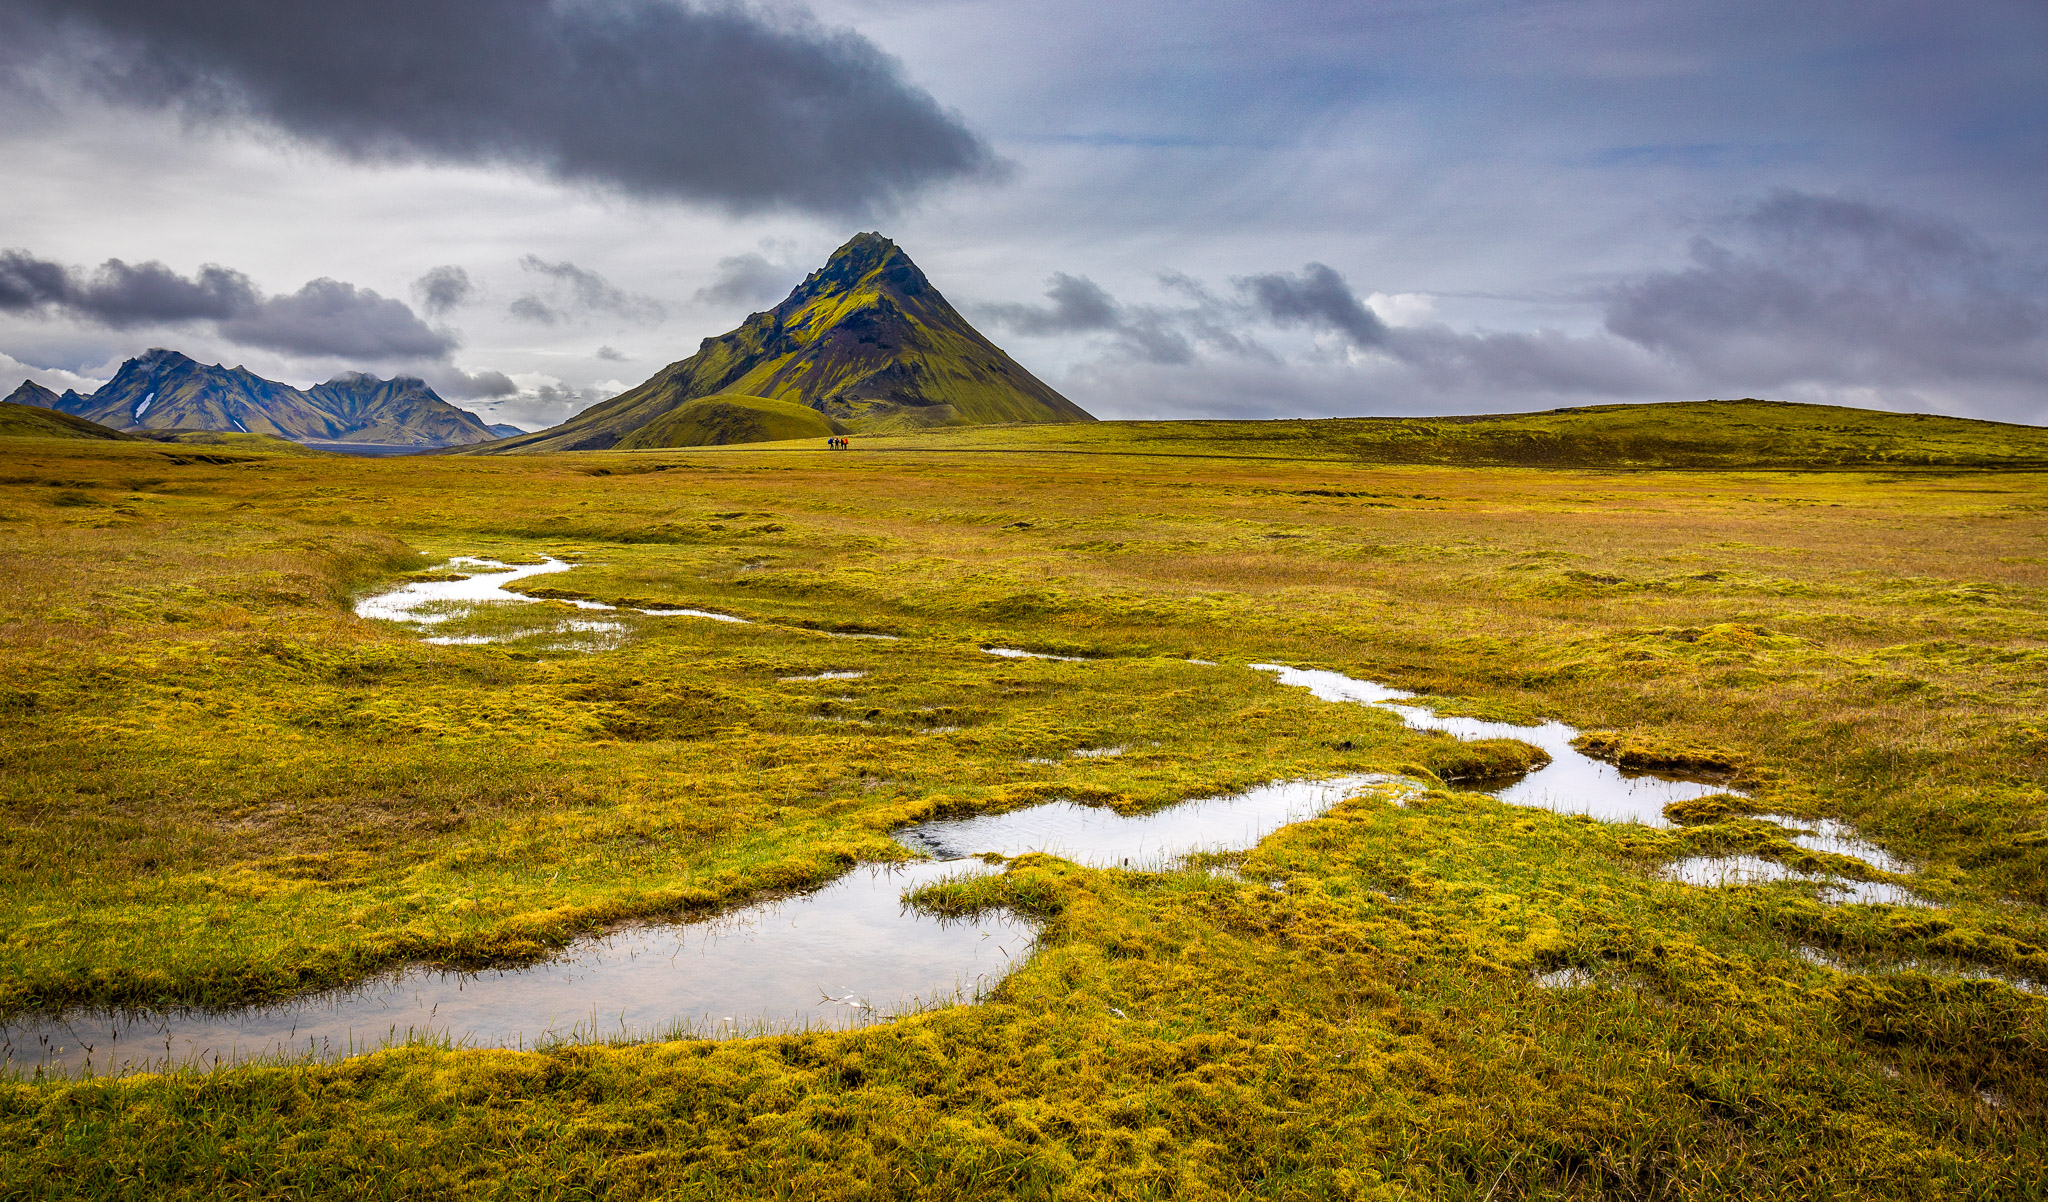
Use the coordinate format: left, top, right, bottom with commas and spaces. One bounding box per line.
2, 0, 2044, 429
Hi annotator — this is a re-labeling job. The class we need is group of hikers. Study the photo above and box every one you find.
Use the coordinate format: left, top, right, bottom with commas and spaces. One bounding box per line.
826, 436, 852, 449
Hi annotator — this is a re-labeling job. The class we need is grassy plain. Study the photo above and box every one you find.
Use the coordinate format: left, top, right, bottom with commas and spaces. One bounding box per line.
1, 407, 2045, 1198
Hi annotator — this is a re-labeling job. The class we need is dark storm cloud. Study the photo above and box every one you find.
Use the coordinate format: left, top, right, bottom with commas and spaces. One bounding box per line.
0, 247, 456, 359
1604, 191, 2048, 390
412, 265, 474, 317
693, 253, 800, 308
0, 0, 1000, 215
222, 278, 456, 359
1235, 264, 1389, 349
511, 255, 665, 325
1, 249, 254, 324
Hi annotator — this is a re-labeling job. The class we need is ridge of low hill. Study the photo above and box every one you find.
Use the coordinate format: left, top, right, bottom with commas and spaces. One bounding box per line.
616, 394, 843, 449
0, 401, 139, 441
8, 350, 497, 448
782, 400, 2048, 469
474, 233, 1092, 453
135, 429, 331, 456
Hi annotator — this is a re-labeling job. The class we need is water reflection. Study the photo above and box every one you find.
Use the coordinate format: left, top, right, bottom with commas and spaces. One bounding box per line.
2, 862, 1026, 1078
896, 775, 1414, 868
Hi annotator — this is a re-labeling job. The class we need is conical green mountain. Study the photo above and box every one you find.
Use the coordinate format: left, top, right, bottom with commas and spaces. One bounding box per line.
479, 233, 1092, 453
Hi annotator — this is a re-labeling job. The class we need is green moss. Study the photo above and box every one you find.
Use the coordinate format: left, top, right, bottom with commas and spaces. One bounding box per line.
1574, 730, 1740, 775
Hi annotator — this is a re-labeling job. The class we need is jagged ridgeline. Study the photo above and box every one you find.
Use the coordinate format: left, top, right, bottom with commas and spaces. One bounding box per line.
481, 233, 1093, 452
4, 350, 499, 449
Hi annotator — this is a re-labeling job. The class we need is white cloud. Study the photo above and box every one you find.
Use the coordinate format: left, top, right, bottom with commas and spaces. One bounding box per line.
0, 350, 105, 396
1364, 292, 1436, 327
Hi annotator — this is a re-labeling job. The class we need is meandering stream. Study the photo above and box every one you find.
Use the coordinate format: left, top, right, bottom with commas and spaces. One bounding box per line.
0, 570, 1931, 1077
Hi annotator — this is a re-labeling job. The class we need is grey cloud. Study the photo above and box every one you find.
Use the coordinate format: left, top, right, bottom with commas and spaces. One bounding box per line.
1109, 311, 1195, 366
1061, 357, 1593, 423
1235, 263, 1389, 348
458, 382, 589, 431
431, 366, 518, 399
595, 344, 628, 362
693, 253, 800, 308
1048, 193, 2048, 423
1383, 325, 1670, 397
508, 296, 561, 326
1604, 191, 2048, 390
218, 278, 455, 359
977, 272, 1243, 365
978, 273, 1119, 335
1, 250, 255, 325
0, 248, 455, 359
512, 255, 665, 325
0, 0, 1000, 216
412, 265, 473, 317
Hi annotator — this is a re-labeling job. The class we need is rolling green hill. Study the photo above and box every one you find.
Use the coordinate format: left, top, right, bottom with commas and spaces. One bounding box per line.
802, 399, 2048, 469
0, 401, 138, 441
476, 233, 1093, 454
134, 429, 331, 456
615, 394, 844, 448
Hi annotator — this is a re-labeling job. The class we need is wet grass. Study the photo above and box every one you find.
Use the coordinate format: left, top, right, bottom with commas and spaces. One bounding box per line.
0, 418, 2044, 1197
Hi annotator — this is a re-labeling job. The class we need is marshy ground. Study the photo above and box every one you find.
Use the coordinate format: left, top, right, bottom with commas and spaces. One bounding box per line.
1, 409, 2045, 1198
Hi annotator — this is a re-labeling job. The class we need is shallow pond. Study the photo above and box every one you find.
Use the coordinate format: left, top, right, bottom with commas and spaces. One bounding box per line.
355, 558, 751, 645
354, 557, 575, 624
1, 774, 1416, 1078
1754, 815, 1909, 874
896, 775, 1412, 868
3, 862, 1026, 1079
1250, 664, 1729, 825
983, 647, 1085, 662
1795, 945, 2041, 994
1661, 854, 1926, 905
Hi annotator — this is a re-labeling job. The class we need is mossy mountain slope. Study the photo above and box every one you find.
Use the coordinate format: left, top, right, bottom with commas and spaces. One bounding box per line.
617, 394, 844, 449
477, 233, 1092, 454
18, 350, 496, 448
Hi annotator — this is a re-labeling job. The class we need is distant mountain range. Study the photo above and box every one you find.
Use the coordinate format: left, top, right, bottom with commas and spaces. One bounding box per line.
7, 233, 1066, 455
479, 233, 1091, 453
4, 350, 505, 449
